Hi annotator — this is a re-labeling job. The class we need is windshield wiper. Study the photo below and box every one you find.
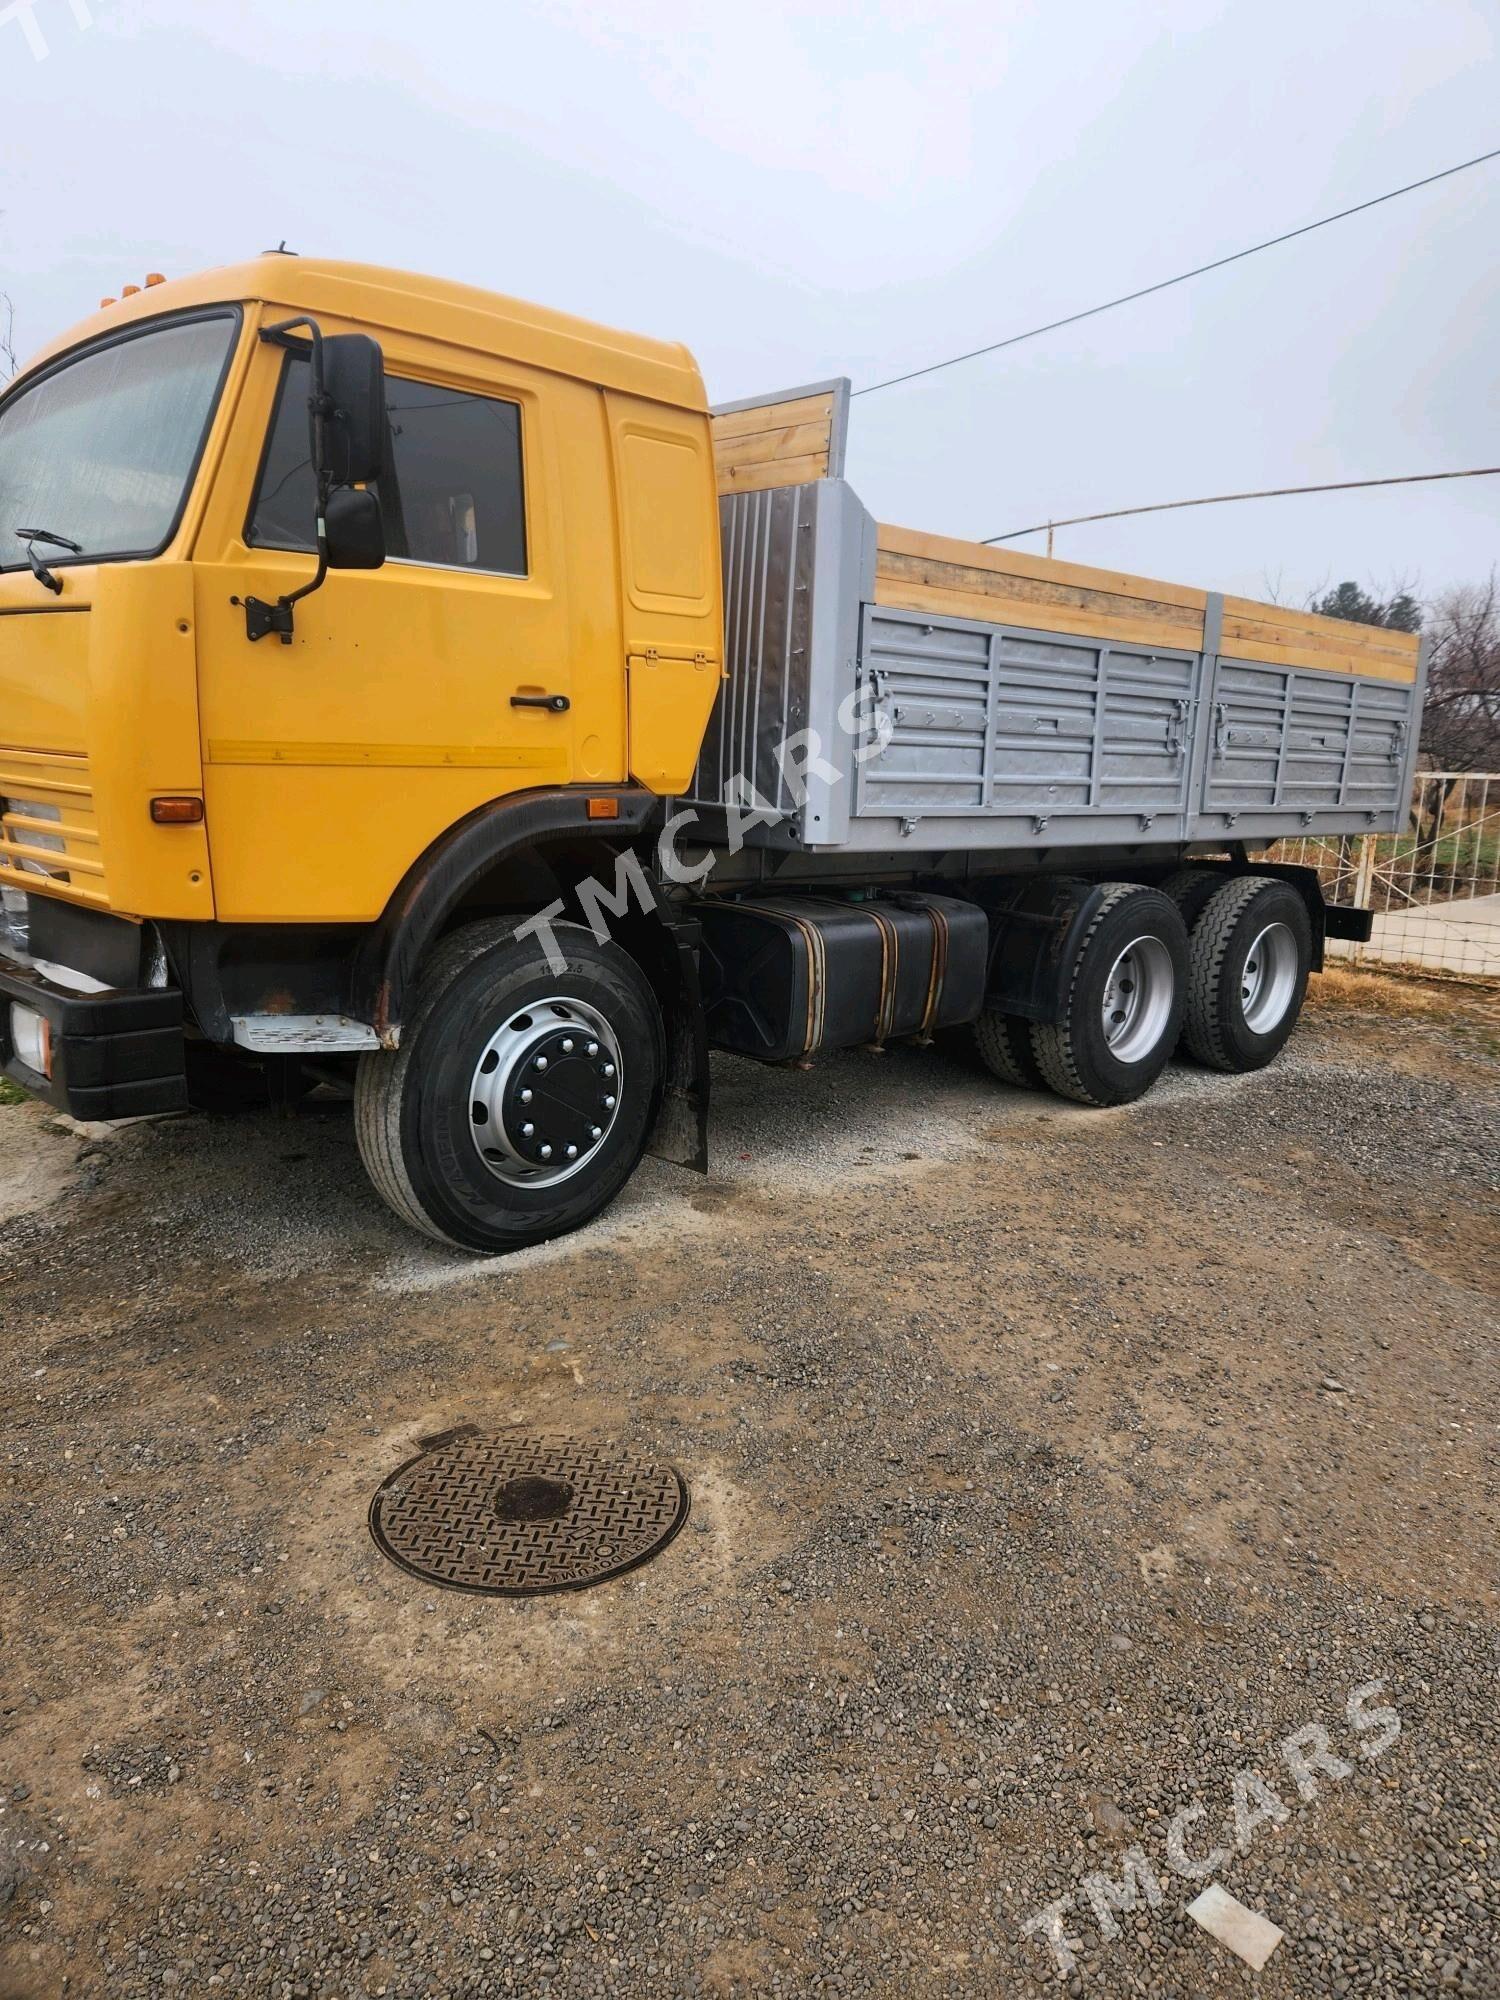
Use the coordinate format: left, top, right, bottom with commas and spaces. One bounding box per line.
13, 525, 82, 595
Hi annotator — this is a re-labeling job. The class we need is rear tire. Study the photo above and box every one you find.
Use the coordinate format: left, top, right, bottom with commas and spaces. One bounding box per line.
1029, 884, 1188, 1107
355, 920, 663, 1253
1158, 866, 1227, 933
971, 1008, 1045, 1089
1181, 876, 1311, 1072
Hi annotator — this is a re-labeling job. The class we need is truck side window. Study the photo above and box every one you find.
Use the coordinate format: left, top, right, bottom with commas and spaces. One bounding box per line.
248, 355, 527, 577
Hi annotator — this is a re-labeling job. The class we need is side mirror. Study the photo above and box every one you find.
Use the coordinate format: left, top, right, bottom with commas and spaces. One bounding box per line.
325, 486, 386, 571
320, 334, 386, 487
242, 316, 387, 641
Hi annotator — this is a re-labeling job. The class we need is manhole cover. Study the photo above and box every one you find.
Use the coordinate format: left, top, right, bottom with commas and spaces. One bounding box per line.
368, 1430, 689, 1596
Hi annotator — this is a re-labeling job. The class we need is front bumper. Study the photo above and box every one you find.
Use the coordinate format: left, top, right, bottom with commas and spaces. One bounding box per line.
0, 942, 187, 1119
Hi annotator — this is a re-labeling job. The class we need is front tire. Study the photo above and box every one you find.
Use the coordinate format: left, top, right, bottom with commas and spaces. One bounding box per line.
1181, 877, 1311, 1072
355, 920, 663, 1253
1030, 885, 1188, 1107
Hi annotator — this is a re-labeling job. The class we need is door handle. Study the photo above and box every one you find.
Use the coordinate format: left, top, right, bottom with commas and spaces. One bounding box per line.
510, 693, 570, 713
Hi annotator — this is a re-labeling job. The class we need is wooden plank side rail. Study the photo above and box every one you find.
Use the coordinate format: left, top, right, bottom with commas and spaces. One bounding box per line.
873, 524, 1423, 681
1220, 596, 1421, 684
711, 379, 848, 496
874, 523, 1207, 654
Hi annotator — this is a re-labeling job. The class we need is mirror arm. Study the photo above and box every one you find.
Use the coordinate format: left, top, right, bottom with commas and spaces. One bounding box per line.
239, 316, 334, 644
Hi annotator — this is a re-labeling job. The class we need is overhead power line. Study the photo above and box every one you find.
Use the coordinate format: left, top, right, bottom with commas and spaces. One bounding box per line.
853, 144, 1500, 398
982, 465, 1500, 547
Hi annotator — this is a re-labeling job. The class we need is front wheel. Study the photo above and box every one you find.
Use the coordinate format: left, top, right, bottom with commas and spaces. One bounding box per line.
355, 920, 663, 1253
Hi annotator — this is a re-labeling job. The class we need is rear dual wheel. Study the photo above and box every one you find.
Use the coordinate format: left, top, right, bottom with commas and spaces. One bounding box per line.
972, 884, 1189, 1108
1180, 876, 1311, 1072
1030, 885, 1188, 1106
973, 875, 1313, 1106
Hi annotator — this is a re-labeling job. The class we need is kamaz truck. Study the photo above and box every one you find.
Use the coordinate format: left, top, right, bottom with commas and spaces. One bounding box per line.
0, 259, 1427, 1251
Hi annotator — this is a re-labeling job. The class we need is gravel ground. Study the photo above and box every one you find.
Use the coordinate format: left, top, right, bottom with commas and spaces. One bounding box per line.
0, 989, 1496, 1999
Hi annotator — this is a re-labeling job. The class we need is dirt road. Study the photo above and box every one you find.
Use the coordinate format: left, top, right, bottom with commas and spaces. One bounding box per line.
2, 988, 1497, 1998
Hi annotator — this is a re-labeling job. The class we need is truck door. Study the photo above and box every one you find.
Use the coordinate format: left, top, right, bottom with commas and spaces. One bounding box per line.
192, 329, 591, 924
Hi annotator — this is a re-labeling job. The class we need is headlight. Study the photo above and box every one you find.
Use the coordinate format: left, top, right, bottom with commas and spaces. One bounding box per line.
9, 1003, 50, 1076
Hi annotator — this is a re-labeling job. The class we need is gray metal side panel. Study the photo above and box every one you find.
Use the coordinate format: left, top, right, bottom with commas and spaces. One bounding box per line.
800, 480, 876, 845
1398, 632, 1433, 812
843, 605, 1200, 851
1190, 652, 1420, 836
683, 479, 873, 838
686, 484, 811, 819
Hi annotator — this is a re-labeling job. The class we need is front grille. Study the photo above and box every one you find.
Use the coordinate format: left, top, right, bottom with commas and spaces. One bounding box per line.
0, 751, 109, 908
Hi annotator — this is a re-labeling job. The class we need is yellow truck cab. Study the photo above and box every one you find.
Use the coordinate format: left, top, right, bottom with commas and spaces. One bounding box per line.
0, 257, 1425, 1252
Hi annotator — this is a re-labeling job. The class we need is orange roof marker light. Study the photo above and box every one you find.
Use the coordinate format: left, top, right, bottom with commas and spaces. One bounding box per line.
99, 297, 117, 309
121, 284, 140, 297
145, 273, 166, 287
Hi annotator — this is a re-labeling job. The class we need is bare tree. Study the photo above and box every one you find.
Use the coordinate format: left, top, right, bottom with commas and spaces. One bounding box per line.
1421, 575, 1500, 769
1414, 573, 1500, 848
0, 294, 15, 381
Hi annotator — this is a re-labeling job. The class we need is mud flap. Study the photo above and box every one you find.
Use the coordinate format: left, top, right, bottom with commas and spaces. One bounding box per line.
641, 884, 710, 1175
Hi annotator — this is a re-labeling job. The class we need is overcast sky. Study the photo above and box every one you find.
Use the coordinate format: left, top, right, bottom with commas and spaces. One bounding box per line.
3, 0, 1496, 603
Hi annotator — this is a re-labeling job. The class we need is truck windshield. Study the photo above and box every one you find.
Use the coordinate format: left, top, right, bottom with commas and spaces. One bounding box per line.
0, 313, 237, 569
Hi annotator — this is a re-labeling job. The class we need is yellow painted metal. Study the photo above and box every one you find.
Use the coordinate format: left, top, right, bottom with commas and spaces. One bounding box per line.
87, 564, 215, 918
626, 652, 724, 794
606, 388, 723, 793
205, 740, 568, 769
0, 565, 212, 917
21, 258, 707, 411
0, 603, 93, 755
3, 259, 721, 927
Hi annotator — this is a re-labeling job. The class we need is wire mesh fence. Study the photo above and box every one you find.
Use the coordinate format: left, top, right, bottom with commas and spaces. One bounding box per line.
1277, 772, 1500, 982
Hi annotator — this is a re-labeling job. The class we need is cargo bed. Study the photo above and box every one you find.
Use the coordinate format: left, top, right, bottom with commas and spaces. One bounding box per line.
692, 381, 1427, 856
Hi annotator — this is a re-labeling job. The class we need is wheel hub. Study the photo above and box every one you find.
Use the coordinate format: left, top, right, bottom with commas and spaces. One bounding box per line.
469, 997, 623, 1187
1100, 934, 1175, 1064
1241, 921, 1298, 1034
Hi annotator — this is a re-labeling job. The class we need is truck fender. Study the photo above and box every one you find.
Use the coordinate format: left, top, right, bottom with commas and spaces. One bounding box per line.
349, 786, 661, 1041
348, 784, 708, 1172
976, 875, 1120, 1024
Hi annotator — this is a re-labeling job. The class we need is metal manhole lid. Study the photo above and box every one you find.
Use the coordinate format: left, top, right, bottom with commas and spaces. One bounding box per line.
369, 1430, 689, 1596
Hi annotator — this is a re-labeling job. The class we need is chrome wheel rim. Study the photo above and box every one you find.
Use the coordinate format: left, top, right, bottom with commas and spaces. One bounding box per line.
1100, 934, 1175, 1064
468, 996, 623, 1188
1241, 921, 1298, 1034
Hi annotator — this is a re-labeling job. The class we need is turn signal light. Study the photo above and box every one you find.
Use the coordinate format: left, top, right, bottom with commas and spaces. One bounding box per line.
150, 797, 204, 825
586, 797, 620, 820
